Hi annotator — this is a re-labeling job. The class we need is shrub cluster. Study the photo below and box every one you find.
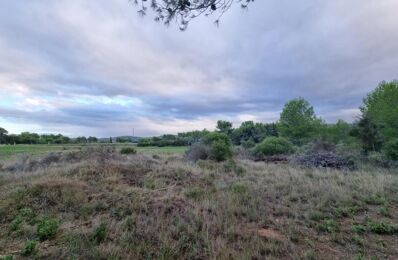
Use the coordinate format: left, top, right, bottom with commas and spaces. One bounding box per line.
383, 138, 398, 160
186, 132, 232, 162
120, 147, 137, 155
254, 137, 294, 156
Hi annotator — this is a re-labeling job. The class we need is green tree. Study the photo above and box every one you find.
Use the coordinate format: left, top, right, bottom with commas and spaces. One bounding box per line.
383, 139, 398, 160
0, 127, 8, 144
88, 136, 98, 143
278, 98, 322, 145
361, 80, 398, 142
19, 132, 40, 144
352, 114, 383, 152
323, 119, 353, 144
216, 120, 233, 135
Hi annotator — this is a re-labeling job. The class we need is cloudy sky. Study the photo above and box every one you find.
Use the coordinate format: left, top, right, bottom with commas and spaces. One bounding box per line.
0, 0, 397, 137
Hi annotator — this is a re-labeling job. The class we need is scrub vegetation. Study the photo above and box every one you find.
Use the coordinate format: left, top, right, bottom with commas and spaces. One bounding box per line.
0, 81, 397, 259
0, 147, 397, 259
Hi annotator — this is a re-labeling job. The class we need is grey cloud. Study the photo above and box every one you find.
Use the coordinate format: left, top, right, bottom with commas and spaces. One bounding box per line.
0, 0, 397, 135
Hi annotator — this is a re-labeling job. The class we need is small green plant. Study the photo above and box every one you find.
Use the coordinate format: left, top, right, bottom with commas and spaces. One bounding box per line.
120, 147, 137, 155
0, 256, 13, 260
367, 221, 398, 234
317, 219, 340, 233
22, 239, 38, 256
184, 187, 206, 200
93, 222, 107, 244
37, 217, 59, 240
125, 216, 136, 232
303, 249, 316, 260
19, 208, 35, 219
9, 216, 23, 232
351, 235, 363, 246
254, 137, 294, 156
308, 211, 326, 222
351, 224, 366, 234
230, 183, 248, 195
364, 194, 387, 205
379, 205, 390, 217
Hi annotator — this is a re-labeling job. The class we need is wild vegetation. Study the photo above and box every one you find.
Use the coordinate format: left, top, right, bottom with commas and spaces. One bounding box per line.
0, 146, 397, 259
0, 81, 397, 259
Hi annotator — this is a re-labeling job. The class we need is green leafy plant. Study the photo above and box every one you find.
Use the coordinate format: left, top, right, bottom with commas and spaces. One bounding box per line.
22, 240, 38, 256
37, 217, 59, 240
254, 136, 294, 156
210, 140, 232, 161
93, 222, 107, 244
184, 187, 206, 200
120, 147, 137, 155
367, 221, 398, 234
317, 219, 340, 233
351, 224, 366, 234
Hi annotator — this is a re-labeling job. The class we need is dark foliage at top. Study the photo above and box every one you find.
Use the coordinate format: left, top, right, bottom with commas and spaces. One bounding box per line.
132, 0, 254, 30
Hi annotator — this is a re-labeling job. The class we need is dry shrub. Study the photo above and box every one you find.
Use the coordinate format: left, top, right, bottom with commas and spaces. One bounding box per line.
24, 177, 88, 211
292, 151, 356, 170
185, 144, 210, 162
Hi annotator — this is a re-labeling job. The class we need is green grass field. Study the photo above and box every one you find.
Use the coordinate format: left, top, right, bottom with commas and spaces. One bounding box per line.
0, 144, 188, 162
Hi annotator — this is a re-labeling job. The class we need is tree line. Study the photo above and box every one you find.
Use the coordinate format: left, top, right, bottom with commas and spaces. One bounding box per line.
0, 132, 99, 145
140, 80, 398, 160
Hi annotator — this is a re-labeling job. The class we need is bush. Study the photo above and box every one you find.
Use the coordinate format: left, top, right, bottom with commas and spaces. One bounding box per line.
199, 132, 233, 162
367, 221, 398, 234
241, 139, 256, 149
383, 139, 398, 160
93, 222, 108, 244
367, 152, 398, 168
120, 147, 137, 155
37, 217, 59, 240
185, 144, 210, 162
210, 140, 232, 162
254, 137, 294, 156
22, 240, 38, 256
202, 132, 231, 146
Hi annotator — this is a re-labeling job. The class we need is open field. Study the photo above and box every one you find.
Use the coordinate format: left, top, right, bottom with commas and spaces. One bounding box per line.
0, 144, 188, 162
0, 147, 397, 259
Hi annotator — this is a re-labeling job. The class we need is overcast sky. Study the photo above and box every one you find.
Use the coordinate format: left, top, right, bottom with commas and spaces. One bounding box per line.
0, 0, 397, 137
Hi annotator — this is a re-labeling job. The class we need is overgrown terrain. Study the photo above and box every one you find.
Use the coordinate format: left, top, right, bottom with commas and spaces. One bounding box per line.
1, 147, 397, 259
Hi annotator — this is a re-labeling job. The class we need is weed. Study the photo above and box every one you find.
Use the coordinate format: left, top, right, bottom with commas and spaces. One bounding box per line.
351, 235, 363, 246
352, 224, 366, 234
9, 216, 23, 232
230, 183, 248, 195
367, 221, 398, 234
184, 187, 206, 200
120, 147, 137, 155
93, 222, 107, 244
364, 194, 387, 205
0, 256, 13, 260
125, 216, 136, 232
317, 219, 340, 233
37, 217, 59, 240
303, 249, 317, 260
379, 205, 390, 217
308, 211, 326, 222
21, 239, 38, 256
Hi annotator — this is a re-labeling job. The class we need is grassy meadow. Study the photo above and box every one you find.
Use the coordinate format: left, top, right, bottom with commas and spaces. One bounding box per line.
0, 146, 397, 259
0, 144, 188, 163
